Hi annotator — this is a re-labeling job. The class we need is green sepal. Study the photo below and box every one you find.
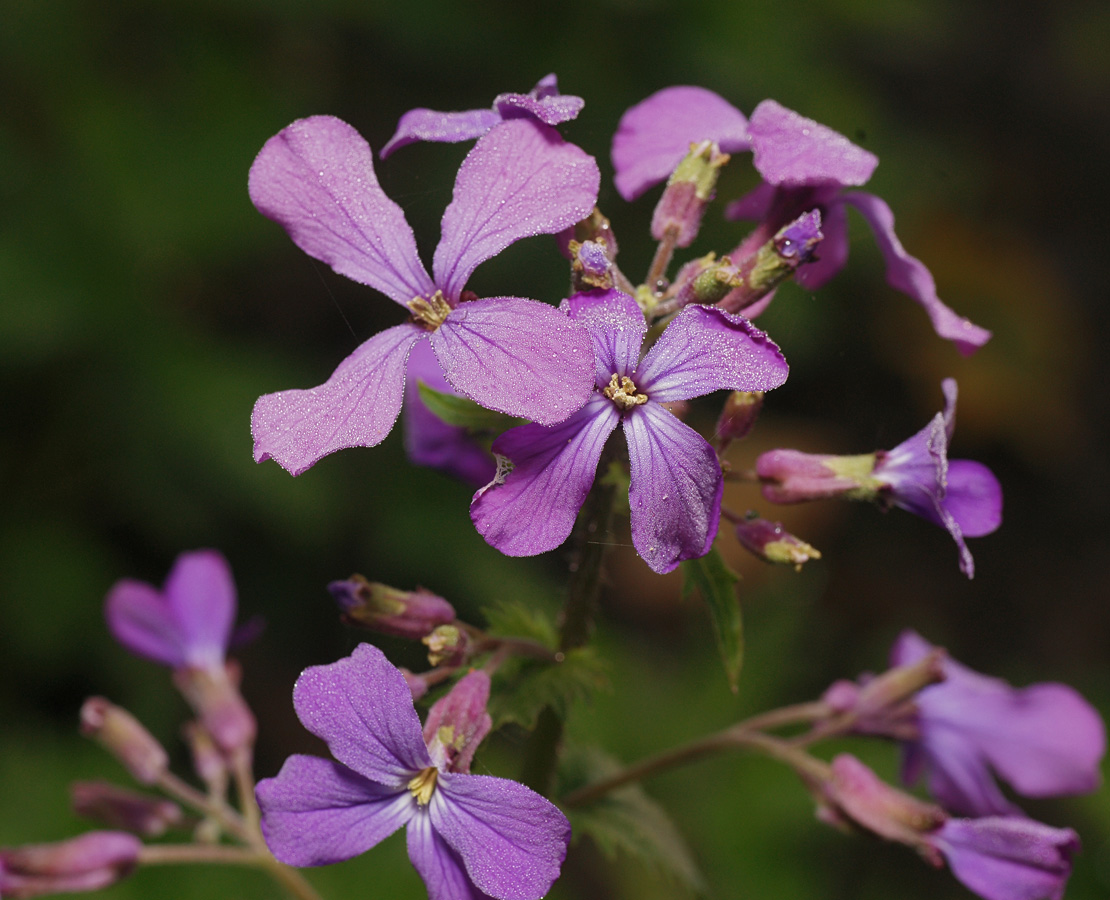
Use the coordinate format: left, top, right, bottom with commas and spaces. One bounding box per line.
487, 647, 607, 732
416, 380, 525, 432
558, 745, 705, 894
682, 548, 743, 692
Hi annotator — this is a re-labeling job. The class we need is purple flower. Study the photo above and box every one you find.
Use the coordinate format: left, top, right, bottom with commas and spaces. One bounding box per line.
256, 644, 570, 900
893, 630, 1106, 818
0, 831, 142, 898
926, 817, 1080, 900
758, 379, 1002, 577
727, 99, 991, 355
249, 115, 599, 476
470, 289, 789, 573
381, 74, 585, 158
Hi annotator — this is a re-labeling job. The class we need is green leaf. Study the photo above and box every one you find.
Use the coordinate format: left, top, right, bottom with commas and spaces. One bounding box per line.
481, 598, 558, 647
416, 380, 524, 432
559, 746, 705, 894
487, 648, 607, 731
682, 549, 743, 692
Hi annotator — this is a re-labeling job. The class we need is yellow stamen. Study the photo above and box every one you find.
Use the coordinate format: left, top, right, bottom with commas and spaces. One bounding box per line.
603, 373, 649, 410
407, 767, 439, 806
407, 291, 453, 331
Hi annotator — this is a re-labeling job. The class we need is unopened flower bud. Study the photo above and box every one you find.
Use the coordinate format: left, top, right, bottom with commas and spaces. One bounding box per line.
70, 781, 184, 838
733, 515, 821, 570
399, 668, 431, 702
79, 698, 168, 785
652, 140, 730, 248
330, 576, 456, 641
172, 663, 256, 759
568, 239, 613, 291
0, 831, 142, 897
718, 210, 824, 314
423, 671, 493, 774
559, 207, 619, 260
423, 624, 467, 667
757, 449, 881, 503
822, 650, 947, 740
182, 722, 227, 792
671, 254, 743, 309
715, 392, 764, 453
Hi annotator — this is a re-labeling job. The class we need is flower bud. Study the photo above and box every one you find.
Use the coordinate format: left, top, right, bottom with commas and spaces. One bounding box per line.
182, 722, 228, 792
670, 254, 743, 309
172, 663, 256, 759
423, 671, 493, 774
756, 450, 881, 503
652, 140, 730, 248
732, 515, 821, 570
330, 576, 456, 641
568, 240, 613, 291
718, 210, 824, 314
0, 831, 142, 897
423, 624, 468, 668
79, 698, 168, 785
715, 391, 763, 448
559, 207, 619, 260
70, 781, 184, 838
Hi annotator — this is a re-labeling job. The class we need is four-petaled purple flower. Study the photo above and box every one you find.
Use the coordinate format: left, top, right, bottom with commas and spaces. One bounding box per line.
256, 644, 570, 900
470, 289, 789, 573
249, 115, 599, 475
381, 73, 585, 158
893, 630, 1106, 818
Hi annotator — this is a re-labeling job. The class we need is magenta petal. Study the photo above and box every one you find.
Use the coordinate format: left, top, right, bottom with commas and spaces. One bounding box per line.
292, 644, 431, 785
105, 580, 187, 668
432, 773, 571, 900
794, 197, 850, 291
494, 79, 584, 126
612, 86, 751, 201
724, 182, 778, 222
945, 460, 1003, 537
252, 323, 423, 476
249, 116, 434, 304
406, 812, 489, 900
562, 289, 647, 382
256, 755, 414, 866
380, 107, 503, 158
433, 120, 599, 300
432, 298, 594, 426
748, 100, 878, 188
625, 404, 724, 573
638, 305, 789, 402
842, 191, 992, 355
471, 397, 619, 557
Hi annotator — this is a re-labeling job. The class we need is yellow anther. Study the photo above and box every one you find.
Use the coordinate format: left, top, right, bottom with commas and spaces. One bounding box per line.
407, 767, 439, 806
603, 373, 648, 410
407, 291, 453, 330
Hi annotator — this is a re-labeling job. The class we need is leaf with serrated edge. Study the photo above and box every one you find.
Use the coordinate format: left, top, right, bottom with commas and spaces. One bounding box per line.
488, 649, 606, 731
682, 548, 743, 692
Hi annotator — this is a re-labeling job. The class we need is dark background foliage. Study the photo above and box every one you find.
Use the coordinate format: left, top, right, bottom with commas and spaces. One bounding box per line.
2, 1, 1108, 898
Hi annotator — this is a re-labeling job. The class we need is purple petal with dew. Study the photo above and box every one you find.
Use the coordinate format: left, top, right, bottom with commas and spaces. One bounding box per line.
105, 581, 187, 669
842, 191, 991, 355
562, 289, 647, 383
945, 460, 1003, 537
432, 297, 594, 426
256, 755, 414, 867
794, 198, 849, 291
748, 99, 878, 188
625, 404, 724, 574
933, 817, 1079, 900
638, 305, 789, 402
292, 643, 431, 785
724, 182, 778, 222
252, 323, 424, 476
407, 811, 491, 900
380, 108, 503, 159
403, 340, 495, 486
494, 81, 584, 126
471, 397, 619, 558
162, 550, 236, 669
432, 773, 571, 900
612, 86, 750, 202
249, 115, 434, 305
433, 119, 599, 300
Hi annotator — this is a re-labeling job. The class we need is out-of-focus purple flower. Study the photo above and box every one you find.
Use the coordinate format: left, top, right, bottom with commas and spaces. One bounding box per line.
249, 115, 599, 476
0, 831, 142, 898
471, 289, 789, 573
611, 86, 750, 202
926, 817, 1080, 900
757, 379, 1002, 577
256, 644, 569, 900
104, 550, 255, 757
893, 630, 1106, 818
381, 74, 584, 158
726, 99, 991, 355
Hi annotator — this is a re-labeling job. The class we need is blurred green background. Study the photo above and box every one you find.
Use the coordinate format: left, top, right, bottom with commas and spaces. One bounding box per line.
3, 0, 1109, 898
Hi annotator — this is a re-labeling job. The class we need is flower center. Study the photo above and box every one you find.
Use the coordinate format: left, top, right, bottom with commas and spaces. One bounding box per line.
407, 291, 452, 331
407, 767, 439, 806
603, 373, 648, 410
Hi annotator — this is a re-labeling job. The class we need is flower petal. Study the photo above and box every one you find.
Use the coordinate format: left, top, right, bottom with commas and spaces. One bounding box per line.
562, 289, 647, 382
380, 108, 503, 158
431, 773, 571, 900
256, 755, 414, 866
470, 396, 619, 557
944, 460, 1003, 538
625, 404, 724, 573
494, 74, 584, 126
161, 550, 236, 669
637, 305, 789, 402
292, 643, 431, 785
433, 119, 599, 300
105, 580, 188, 669
842, 191, 992, 355
252, 323, 424, 476
724, 181, 778, 222
611, 86, 750, 201
407, 810, 491, 900
748, 100, 877, 188
249, 115, 434, 304
794, 197, 850, 291
432, 298, 594, 426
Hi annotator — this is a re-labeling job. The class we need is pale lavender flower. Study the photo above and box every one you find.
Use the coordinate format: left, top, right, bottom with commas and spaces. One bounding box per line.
0, 831, 142, 898
256, 644, 570, 900
249, 116, 599, 475
470, 289, 788, 573
757, 379, 1002, 577
381, 74, 584, 158
893, 630, 1106, 818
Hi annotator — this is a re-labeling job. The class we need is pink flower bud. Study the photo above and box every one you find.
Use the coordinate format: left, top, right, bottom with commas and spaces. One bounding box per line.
757, 449, 880, 503
329, 576, 456, 641
651, 140, 730, 248
172, 663, 256, 759
182, 722, 228, 791
0, 831, 142, 897
70, 781, 183, 838
79, 698, 168, 785
423, 671, 493, 774
715, 391, 763, 446
732, 515, 821, 570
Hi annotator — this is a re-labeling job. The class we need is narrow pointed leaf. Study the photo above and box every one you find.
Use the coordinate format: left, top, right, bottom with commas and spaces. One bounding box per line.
681, 549, 743, 692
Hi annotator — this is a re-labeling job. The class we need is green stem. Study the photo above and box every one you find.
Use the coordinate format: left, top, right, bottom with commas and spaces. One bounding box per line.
156, 770, 248, 842
138, 844, 325, 900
